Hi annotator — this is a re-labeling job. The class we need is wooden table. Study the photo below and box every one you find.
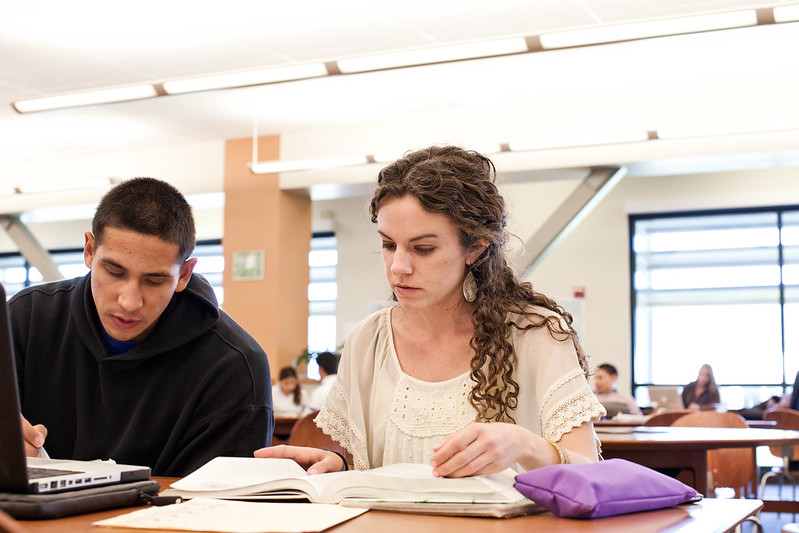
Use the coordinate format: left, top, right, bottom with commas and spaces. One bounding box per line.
595, 419, 777, 428
13, 477, 763, 533
598, 425, 799, 512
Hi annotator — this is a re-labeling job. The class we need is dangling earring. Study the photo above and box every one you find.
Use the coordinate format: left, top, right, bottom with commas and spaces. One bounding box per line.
463, 268, 477, 302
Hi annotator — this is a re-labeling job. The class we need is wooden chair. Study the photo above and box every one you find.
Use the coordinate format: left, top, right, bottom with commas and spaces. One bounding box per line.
758, 407, 799, 500
643, 410, 692, 426
287, 411, 337, 449
286, 411, 350, 469
671, 410, 756, 499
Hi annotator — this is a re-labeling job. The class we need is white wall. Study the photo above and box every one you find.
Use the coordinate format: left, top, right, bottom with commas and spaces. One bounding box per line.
319, 165, 799, 395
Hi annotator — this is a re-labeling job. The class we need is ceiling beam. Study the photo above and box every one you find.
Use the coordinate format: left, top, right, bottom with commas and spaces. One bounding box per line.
0, 215, 63, 282
513, 166, 626, 277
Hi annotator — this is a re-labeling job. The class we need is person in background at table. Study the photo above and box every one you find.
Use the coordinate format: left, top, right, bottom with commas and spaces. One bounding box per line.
682, 363, 720, 411
14, 177, 273, 477
592, 363, 641, 416
306, 351, 338, 411
255, 145, 604, 476
273, 366, 309, 417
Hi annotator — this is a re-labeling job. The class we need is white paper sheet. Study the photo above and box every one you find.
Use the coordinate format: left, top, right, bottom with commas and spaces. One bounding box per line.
93, 498, 367, 533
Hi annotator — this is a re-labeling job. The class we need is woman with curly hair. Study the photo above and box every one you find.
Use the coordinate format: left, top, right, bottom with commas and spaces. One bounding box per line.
256, 145, 604, 475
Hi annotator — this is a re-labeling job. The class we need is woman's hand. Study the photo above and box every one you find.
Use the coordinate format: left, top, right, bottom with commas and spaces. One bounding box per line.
430, 421, 598, 477
430, 422, 544, 478
253, 445, 347, 474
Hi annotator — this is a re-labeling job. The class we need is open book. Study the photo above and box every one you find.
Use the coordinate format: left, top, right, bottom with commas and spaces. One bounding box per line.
162, 457, 541, 518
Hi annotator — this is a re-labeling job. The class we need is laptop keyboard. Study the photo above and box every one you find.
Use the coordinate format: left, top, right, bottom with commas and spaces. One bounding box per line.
27, 466, 83, 479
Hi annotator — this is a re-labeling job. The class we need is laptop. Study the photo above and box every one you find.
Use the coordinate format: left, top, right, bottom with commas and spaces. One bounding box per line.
0, 283, 151, 494
646, 385, 685, 411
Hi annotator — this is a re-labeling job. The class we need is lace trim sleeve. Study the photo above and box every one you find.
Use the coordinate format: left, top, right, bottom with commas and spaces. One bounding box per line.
540, 368, 605, 442
314, 382, 371, 471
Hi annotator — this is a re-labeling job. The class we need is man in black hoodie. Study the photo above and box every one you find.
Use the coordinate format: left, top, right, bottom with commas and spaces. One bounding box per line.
13, 177, 273, 476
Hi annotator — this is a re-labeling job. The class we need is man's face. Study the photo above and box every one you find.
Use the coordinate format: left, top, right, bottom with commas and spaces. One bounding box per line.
594, 369, 615, 394
84, 227, 196, 342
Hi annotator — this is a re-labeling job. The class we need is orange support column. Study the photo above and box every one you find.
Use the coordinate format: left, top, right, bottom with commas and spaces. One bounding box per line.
223, 136, 311, 376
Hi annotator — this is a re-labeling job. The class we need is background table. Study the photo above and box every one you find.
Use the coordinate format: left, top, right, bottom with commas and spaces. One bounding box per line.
599, 425, 799, 512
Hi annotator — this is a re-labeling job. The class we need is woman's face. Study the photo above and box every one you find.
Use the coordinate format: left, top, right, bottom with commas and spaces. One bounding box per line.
376, 195, 478, 312
280, 376, 298, 395
697, 366, 710, 385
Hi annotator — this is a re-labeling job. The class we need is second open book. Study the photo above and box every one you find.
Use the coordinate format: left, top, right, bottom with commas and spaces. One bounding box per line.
162, 457, 541, 518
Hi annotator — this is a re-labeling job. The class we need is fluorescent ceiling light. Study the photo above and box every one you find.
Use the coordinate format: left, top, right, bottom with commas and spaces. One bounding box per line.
509, 132, 649, 151
337, 37, 529, 73
17, 177, 118, 194
657, 119, 799, 139
774, 5, 799, 22
540, 10, 758, 49
250, 155, 370, 174
372, 151, 406, 164
12, 85, 157, 113
162, 63, 329, 95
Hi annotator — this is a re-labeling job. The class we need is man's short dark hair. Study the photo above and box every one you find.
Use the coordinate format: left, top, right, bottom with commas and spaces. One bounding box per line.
92, 177, 196, 262
598, 363, 618, 377
316, 352, 338, 375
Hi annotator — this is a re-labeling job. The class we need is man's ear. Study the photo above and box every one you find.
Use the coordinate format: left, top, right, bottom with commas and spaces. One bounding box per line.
467, 239, 489, 265
175, 258, 198, 293
83, 232, 96, 269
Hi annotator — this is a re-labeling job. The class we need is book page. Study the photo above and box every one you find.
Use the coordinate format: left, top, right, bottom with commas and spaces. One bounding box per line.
93, 498, 367, 533
171, 457, 307, 491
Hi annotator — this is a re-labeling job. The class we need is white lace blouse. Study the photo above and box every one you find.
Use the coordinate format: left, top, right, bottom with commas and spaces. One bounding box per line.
315, 306, 604, 471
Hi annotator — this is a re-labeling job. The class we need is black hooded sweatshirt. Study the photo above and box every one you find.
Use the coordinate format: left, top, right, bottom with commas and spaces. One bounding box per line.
9, 273, 273, 477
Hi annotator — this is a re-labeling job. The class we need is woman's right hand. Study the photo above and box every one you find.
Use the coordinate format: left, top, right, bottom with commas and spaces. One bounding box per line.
253, 444, 347, 474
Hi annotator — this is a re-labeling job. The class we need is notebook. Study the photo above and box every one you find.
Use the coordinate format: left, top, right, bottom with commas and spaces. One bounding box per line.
0, 283, 151, 495
646, 385, 684, 411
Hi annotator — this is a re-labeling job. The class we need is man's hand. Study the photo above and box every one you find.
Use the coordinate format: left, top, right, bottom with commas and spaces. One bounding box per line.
21, 415, 48, 457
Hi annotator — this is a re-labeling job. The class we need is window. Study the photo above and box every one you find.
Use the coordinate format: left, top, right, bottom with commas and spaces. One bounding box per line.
307, 232, 337, 363
631, 207, 798, 409
0, 240, 224, 301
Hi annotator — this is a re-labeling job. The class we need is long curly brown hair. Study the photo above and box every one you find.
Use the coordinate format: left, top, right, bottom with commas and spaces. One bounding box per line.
369, 146, 590, 423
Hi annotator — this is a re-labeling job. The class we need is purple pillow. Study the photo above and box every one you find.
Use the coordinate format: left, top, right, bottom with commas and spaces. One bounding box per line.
513, 458, 701, 518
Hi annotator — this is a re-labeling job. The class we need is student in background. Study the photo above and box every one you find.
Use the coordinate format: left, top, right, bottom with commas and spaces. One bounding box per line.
307, 352, 338, 411
256, 145, 604, 475
14, 177, 273, 476
273, 366, 309, 416
592, 363, 641, 416
682, 363, 720, 411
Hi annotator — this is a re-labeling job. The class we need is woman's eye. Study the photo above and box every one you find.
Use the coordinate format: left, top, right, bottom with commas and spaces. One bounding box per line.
381, 242, 396, 250
416, 247, 434, 255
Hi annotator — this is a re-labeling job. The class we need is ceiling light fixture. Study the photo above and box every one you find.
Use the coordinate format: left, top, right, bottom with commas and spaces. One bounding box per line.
508, 132, 649, 152
774, 4, 799, 22
249, 155, 370, 174
539, 10, 758, 49
11, 4, 798, 114
15, 176, 119, 195
336, 37, 529, 73
248, 117, 799, 175
162, 63, 329, 95
656, 118, 799, 139
12, 85, 158, 113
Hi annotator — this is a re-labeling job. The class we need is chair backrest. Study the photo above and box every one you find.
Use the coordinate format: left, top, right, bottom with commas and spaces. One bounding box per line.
764, 407, 799, 461
671, 410, 754, 498
287, 411, 337, 449
671, 410, 748, 429
643, 410, 692, 426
